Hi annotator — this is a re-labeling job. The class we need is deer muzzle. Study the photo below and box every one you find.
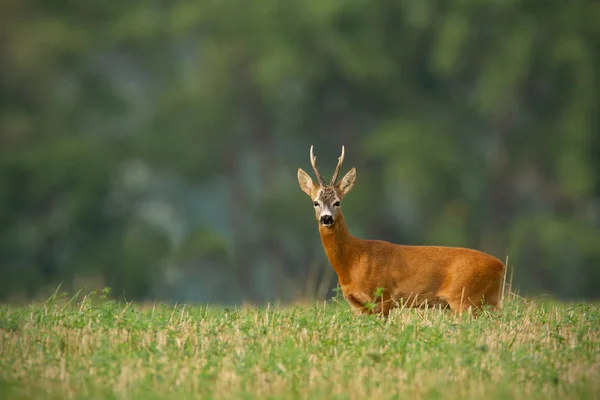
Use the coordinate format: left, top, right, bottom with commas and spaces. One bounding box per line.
320, 214, 334, 226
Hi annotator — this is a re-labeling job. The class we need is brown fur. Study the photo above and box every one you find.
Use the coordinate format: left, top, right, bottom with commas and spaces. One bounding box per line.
298, 146, 506, 317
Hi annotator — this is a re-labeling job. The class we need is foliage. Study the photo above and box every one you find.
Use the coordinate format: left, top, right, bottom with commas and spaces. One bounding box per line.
0, 0, 599, 302
0, 293, 599, 399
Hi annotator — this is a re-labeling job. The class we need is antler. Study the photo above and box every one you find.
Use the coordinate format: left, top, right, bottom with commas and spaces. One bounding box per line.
310, 145, 325, 186
330, 145, 345, 185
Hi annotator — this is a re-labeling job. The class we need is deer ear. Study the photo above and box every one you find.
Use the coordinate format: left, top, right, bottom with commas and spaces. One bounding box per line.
337, 167, 356, 196
297, 168, 315, 197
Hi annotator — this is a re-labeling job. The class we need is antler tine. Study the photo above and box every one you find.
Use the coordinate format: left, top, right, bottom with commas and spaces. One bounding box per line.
310, 145, 325, 186
330, 145, 345, 185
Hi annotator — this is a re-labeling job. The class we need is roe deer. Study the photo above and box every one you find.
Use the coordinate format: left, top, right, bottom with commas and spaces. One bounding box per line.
297, 145, 506, 316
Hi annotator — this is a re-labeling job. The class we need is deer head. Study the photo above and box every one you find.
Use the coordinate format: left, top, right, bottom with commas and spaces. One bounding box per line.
297, 145, 356, 227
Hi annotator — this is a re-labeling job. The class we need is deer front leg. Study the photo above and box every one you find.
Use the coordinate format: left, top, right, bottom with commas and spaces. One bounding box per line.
344, 293, 372, 315
344, 292, 392, 316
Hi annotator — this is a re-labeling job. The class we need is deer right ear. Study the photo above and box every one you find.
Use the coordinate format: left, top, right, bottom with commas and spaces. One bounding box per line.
337, 167, 356, 196
297, 168, 315, 197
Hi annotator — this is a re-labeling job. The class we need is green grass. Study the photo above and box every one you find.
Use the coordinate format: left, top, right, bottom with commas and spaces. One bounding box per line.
0, 289, 599, 399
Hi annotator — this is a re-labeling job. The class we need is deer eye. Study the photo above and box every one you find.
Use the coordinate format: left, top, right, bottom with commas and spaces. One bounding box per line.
313, 201, 319, 207
333, 201, 340, 207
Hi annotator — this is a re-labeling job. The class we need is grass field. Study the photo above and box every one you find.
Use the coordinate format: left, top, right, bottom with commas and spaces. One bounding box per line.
0, 289, 599, 399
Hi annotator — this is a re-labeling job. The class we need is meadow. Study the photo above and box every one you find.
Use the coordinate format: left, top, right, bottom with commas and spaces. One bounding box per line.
0, 289, 599, 400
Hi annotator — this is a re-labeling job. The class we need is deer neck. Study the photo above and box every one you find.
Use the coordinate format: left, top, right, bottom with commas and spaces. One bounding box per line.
318, 212, 356, 285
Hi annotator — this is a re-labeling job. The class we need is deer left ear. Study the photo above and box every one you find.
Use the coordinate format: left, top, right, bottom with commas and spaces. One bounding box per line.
297, 168, 316, 197
337, 167, 356, 196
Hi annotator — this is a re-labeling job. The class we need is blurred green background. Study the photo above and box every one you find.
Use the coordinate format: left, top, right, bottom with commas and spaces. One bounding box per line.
1, 0, 599, 304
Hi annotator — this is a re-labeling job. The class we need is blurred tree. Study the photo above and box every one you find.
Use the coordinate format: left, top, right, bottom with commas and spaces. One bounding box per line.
0, 0, 598, 302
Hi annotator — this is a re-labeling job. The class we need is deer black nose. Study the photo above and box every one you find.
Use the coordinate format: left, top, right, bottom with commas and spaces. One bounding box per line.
320, 215, 334, 225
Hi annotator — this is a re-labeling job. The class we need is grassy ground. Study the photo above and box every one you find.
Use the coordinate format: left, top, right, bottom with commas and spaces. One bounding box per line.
0, 290, 599, 400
